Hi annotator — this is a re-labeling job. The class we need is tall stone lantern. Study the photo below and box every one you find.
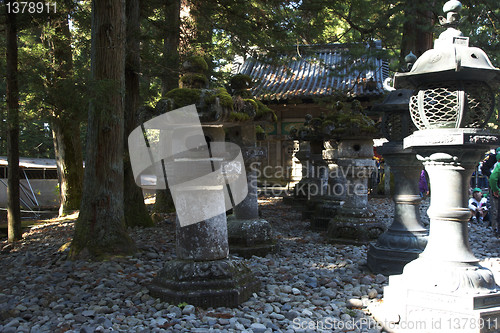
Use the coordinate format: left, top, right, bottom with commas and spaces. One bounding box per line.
367, 88, 429, 275
326, 103, 386, 244
287, 115, 332, 219
374, 1, 500, 331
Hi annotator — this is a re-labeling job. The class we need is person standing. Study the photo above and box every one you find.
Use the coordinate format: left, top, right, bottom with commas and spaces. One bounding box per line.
419, 169, 429, 198
488, 148, 500, 235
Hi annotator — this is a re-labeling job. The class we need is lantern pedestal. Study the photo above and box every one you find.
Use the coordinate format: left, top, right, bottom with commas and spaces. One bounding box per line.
373, 129, 500, 332
149, 126, 260, 308
226, 126, 276, 258
310, 143, 342, 231
327, 138, 385, 244
367, 142, 428, 275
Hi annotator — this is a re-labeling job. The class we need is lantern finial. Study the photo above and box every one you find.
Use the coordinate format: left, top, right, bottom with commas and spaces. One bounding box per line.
404, 52, 417, 71
438, 0, 463, 41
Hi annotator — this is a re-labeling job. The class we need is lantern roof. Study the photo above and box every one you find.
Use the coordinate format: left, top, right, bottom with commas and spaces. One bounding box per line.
372, 89, 413, 112
394, 0, 500, 90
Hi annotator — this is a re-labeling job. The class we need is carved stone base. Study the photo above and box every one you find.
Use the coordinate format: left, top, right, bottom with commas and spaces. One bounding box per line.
282, 195, 307, 211
371, 260, 500, 332
149, 259, 260, 308
310, 199, 342, 231
327, 207, 385, 244
227, 216, 276, 258
367, 229, 428, 275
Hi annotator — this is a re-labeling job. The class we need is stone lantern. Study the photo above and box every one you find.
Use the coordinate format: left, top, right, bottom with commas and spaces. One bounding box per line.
373, 1, 500, 331
138, 58, 261, 308
367, 88, 429, 275
287, 115, 332, 219
326, 102, 386, 244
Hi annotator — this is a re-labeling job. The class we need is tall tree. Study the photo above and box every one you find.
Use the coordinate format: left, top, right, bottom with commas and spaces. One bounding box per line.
400, 0, 436, 65
152, 0, 180, 213
48, 0, 84, 216
70, 0, 135, 259
5, 0, 22, 242
124, 0, 154, 227
162, 0, 181, 96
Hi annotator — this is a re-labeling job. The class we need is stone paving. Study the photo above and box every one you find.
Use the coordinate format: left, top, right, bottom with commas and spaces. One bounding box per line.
0, 196, 499, 333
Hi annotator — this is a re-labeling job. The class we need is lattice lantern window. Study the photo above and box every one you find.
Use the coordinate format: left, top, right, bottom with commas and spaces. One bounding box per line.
409, 81, 494, 130
374, 89, 417, 142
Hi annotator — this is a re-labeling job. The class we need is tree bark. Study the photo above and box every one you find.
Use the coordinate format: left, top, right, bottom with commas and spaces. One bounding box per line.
51, 117, 83, 216
6, 0, 22, 242
161, 0, 181, 96
50, 2, 84, 216
124, 0, 154, 227
70, 0, 135, 259
154, 0, 180, 213
400, 1, 435, 67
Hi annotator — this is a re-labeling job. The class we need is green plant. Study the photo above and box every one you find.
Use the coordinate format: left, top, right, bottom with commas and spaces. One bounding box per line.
255, 125, 265, 134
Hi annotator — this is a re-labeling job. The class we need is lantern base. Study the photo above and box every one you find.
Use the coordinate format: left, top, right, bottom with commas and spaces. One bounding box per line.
310, 198, 342, 231
327, 207, 385, 245
149, 258, 260, 308
370, 263, 500, 333
227, 216, 276, 258
366, 228, 428, 275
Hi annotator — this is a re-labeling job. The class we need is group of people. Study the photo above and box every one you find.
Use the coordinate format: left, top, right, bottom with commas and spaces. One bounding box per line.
468, 147, 500, 235
418, 147, 500, 236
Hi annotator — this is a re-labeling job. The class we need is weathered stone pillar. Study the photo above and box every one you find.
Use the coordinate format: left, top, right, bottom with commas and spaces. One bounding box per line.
149, 126, 260, 308
226, 125, 275, 258
327, 138, 385, 244
310, 141, 342, 231
376, 129, 500, 331
367, 142, 428, 275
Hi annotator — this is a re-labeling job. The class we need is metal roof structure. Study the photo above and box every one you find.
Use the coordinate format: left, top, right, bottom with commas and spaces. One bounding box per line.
0, 156, 57, 169
236, 43, 390, 102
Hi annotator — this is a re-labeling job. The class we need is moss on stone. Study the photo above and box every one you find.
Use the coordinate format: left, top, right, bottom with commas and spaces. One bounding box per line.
331, 109, 377, 138
255, 100, 277, 122
243, 99, 258, 111
229, 112, 251, 121
205, 88, 234, 111
165, 88, 202, 108
179, 73, 208, 89
183, 56, 208, 73
230, 74, 253, 90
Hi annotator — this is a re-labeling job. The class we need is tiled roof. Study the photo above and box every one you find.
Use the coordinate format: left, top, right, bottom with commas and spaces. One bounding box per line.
235, 43, 389, 101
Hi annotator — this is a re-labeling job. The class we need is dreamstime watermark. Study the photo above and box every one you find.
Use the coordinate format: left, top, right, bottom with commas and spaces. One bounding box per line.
128, 104, 248, 227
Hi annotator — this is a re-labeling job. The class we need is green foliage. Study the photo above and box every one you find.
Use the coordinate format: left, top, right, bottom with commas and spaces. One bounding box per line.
177, 302, 189, 309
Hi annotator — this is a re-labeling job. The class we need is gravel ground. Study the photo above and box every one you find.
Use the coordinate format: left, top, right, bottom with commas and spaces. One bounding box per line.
1, 196, 499, 333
